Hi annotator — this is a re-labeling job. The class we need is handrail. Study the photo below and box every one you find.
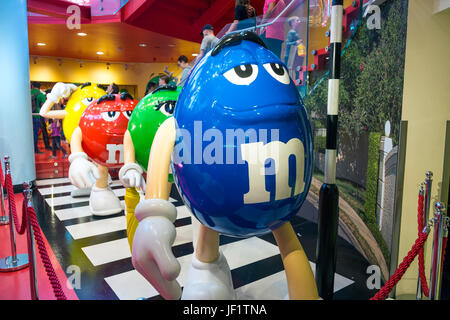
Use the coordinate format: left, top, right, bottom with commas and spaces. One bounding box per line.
225, 0, 300, 36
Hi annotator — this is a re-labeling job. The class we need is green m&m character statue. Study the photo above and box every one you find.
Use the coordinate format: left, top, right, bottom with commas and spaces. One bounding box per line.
118, 85, 181, 250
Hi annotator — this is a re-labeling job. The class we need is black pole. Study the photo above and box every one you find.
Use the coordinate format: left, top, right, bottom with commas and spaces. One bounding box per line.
315, 0, 343, 300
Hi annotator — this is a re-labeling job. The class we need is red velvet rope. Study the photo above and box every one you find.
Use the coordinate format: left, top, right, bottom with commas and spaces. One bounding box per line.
4, 169, 67, 300
370, 231, 429, 300
0, 161, 4, 187
6, 173, 27, 235
441, 237, 448, 271
26, 204, 67, 300
417, 193, 429, 297
0, 161, 4, 216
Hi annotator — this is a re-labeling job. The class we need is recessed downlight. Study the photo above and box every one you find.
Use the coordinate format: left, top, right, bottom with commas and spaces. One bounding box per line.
77, 32, 87, 36
139, 43, 147, 47
96, 51, 104, 55
37, 43, 46, 46
192, 53, 198, 56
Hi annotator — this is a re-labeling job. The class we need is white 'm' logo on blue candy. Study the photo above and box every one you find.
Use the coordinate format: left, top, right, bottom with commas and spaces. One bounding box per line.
241, 138, 305, 204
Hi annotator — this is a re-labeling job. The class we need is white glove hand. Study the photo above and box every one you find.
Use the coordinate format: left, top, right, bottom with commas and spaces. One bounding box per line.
132, 199, 180, 300
47, 82, 78, 103
68, 152, 101, 189
119, 163, 145, 190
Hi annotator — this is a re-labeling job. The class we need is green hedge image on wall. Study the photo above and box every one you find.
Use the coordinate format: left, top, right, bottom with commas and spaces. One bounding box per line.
364, 132, 381, 226
314, 135, 326, 153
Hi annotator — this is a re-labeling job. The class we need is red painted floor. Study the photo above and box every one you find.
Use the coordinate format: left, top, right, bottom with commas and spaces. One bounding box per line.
0, 193, 78, 300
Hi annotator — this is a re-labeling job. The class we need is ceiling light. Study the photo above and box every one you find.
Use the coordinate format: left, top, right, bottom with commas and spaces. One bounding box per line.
37, 43, 46, 46
168, 44, 176, 47
192, 53, 198, 56
139, 43, 147, 47
77, 32, 87, 36
96, 51, 104, 55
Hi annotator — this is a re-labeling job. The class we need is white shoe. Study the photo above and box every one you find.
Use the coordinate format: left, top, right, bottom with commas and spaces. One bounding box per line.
89, 185, 123, 216
181, 251, 235, 300
71, 187, 91, 198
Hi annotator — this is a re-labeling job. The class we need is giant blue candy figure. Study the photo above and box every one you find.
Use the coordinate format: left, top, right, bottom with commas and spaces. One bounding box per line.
132, 31, 319, 300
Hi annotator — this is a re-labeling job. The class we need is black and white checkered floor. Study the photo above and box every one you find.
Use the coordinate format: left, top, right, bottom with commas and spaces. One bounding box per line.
33, 177, 379, 300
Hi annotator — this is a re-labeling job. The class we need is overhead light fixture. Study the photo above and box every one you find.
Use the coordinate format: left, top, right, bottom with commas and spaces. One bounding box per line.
168, 44, 176, 47
96, 51, 104, 55
37, 42, 46, 46
77, 32, 87, 36
139, 43, 147, 47
192, 53, 198, 56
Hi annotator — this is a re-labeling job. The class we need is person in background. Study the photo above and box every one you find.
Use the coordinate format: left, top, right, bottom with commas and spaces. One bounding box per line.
261, 0, 286, 58
193, 24, 219, 65
49, 118, 67, 159
284, 16, 301, 65
177, 55, 192, 87
226, 0, 257, 34
145, 81, 157, 96
107, 82, 119, 94
31, 81, 51, 153
158, 74, 171, 87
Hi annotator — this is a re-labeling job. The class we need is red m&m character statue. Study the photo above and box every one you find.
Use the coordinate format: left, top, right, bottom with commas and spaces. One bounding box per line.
69, 92, 138, 216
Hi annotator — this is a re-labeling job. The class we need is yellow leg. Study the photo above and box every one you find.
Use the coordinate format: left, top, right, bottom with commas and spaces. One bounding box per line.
272, 222, 319, 300
126, 182, 173, 252
125, 187, 141, 252
144, 118, 175, 200
195, 224, 220, 263
95, 164, 109, 189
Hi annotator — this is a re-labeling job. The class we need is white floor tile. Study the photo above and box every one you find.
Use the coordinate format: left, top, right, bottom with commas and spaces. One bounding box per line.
176, 205, 192, 220
36, 177, 70, 186
66, 216, 126, 240
105, 270, 154, 300
309, 262, 355, 293
105, 236, 354, 300
82, 238, 131, 267
54, 201, 126, 221
235, 261, 355, 300
105, 237, 280, 300
54, 198, 182, 222
39, 182, 122, 196
235, 271, 288, 300
46, 194, 91, 207
82, 223, 193, 267
46, 188, 126, 207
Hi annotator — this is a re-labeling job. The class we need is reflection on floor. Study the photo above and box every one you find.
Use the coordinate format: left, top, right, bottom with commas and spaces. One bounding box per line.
32, 177, 381, 300
0, 193, 78, 300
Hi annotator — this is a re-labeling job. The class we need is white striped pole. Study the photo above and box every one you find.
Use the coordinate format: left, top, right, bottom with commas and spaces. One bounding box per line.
315, 0, 343, 300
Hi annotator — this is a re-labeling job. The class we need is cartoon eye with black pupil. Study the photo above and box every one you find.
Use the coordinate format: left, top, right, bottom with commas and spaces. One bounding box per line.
123, 110, 133, 119
263, 63, 290, 84
82, 97, 94, 105
224, 64, 258, 85
155, 101, 176, 116
101, 111, 120, 122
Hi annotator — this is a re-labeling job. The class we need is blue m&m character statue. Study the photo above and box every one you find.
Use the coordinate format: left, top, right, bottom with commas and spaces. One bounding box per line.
131, 31, 319, 301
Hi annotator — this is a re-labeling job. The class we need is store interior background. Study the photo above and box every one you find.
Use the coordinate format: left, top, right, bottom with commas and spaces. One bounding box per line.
0, 0, 449, 300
